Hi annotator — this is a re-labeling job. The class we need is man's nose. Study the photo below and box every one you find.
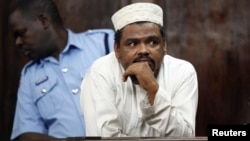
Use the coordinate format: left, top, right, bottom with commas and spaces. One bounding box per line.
15, 37, 23, 47
138, 44, 149, 54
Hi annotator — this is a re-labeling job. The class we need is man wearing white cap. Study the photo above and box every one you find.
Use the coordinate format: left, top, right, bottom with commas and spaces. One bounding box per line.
80, 2, 198, 137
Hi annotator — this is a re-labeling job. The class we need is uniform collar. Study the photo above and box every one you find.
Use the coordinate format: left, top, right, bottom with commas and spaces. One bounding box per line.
63, 29, 83, 53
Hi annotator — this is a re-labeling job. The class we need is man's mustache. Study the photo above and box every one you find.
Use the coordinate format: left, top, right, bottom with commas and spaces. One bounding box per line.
133, 55, 155, 71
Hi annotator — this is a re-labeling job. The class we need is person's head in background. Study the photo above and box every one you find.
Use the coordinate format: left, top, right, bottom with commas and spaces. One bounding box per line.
8, 0, 66, 61
111, 2, 167, 84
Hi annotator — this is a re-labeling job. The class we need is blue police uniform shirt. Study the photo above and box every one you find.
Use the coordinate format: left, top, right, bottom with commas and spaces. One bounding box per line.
11, 29, 114, 140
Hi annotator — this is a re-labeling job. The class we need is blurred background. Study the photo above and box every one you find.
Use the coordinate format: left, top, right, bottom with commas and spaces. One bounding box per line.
0, 0, 249, 140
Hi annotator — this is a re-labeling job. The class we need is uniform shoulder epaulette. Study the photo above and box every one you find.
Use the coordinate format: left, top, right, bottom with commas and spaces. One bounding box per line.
23, 60, 38, 74
85, 29, 114, 35
85, 29, 114, 55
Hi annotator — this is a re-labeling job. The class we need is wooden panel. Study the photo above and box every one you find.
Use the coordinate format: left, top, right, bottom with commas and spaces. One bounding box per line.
53, 0, 117, 32
166, 0, 250, 135
1, 0, 24, 140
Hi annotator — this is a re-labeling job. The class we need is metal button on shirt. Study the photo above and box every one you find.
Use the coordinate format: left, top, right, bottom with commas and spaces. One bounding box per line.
72, 89, 79, 94
61, 68, 68, 73
41, 88, 47, 93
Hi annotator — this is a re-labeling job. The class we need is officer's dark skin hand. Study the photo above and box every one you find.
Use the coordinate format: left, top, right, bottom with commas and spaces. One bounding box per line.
17, 132, 57, 141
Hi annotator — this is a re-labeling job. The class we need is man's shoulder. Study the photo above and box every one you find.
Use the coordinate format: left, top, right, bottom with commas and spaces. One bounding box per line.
67, 28, 114, 54
165, 55, 191, 64
85, 29, 115, 35
21, 59, 50, 76
22, 60, 36, 72
92, 52, 116, 65
70, 28, 114, 37
164, 55, 196, 72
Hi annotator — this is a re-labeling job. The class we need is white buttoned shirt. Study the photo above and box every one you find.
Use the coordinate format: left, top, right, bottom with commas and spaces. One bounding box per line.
80, 52, 198, 137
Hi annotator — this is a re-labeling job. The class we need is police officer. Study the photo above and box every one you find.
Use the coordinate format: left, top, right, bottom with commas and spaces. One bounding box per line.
8, 0, 114, 140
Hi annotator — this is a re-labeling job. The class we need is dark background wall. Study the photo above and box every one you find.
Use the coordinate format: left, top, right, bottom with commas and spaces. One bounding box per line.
1, 0, 249, 140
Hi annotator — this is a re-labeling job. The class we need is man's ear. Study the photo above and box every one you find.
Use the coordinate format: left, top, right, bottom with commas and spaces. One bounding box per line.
37, 13, 51, 29
164, 41, 168, 54
114, 42, 120, 59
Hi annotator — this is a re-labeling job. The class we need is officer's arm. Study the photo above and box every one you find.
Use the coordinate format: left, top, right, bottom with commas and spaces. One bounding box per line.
16, 132, 56, 141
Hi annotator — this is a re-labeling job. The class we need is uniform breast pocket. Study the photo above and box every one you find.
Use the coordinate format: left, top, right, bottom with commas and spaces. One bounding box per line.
32, 76, 63, 118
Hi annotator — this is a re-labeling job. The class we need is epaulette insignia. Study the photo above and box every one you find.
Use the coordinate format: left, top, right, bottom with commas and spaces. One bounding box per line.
35, 76, 49, 86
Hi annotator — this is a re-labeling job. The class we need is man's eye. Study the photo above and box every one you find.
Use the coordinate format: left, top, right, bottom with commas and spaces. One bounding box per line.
19, 31, 25, 36
149, 40, 158, 46
14, 33, 21, 39
14, 29, 26, 38
149, 41, 155, 45
128, 42, 135, 46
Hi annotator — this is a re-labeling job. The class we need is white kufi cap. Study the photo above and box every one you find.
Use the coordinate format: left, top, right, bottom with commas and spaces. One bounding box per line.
111, 3, 163, 31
